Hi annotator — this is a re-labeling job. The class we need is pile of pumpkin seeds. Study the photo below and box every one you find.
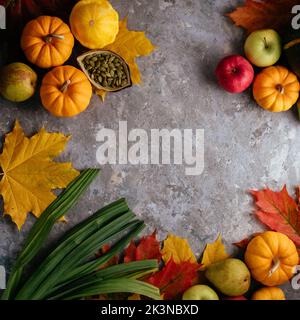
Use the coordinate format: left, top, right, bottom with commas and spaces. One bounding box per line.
83, 53, 129, 90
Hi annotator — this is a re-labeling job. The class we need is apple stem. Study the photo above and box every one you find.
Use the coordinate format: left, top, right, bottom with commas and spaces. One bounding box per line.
60, 80, 71, 93
276, 84, 285, 94
263, 37, 268, 49
268, 257, 280, 277
44, 34, 65, 43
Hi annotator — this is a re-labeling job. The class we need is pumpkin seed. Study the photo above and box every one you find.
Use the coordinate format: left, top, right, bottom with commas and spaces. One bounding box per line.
82, 52, 131, 90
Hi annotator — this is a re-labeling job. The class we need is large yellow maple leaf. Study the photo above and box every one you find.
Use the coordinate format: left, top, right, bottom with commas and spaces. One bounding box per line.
96, 17, 156, 101
200, 235, 230, 270
0, 121, 79, 230
161, 234, 197, 264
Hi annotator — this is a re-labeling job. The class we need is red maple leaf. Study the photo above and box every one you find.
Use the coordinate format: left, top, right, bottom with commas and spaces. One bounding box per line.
124, 230, 162, 263
96, 244, 119, 270
226, 0, 298, 34
233, 232, 262, 249
124, 241, 137, 263
146, 258, 200, 300
251, 186, 300, 246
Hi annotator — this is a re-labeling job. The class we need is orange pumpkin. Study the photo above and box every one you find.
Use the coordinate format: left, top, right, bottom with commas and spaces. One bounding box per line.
21, 16, 74, 68
252, 287, 285, 300
253, 66, 300, 112
245, 231, 299, 286
40, 66, 93, 117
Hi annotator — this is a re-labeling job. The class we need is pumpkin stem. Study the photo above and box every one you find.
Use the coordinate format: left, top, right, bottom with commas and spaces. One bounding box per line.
276, 84, 285, 94
60, 80, 71, 93
44, 34, 65, 43
268, 257, 280, 277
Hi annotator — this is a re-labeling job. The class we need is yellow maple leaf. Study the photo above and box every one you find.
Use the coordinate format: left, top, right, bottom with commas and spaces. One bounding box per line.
201, 235, 230, 270
0, 121, 79, 230
95, 17, 156, 101
105, 17, 156, 84
161, 234, 197, 264
95, 88, 107, 102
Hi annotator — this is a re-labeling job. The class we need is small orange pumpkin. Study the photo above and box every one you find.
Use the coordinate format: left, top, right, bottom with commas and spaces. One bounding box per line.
252, 287, 285, 300
40, 66, 93, 117
245, 231, 299, 286
21, 16, 74, 69
253, 66, 300, 112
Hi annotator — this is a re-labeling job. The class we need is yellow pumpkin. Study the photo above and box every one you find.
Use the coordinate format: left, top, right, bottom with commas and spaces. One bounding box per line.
252, 287, 285, 300
70, 0, 119, 49
253, 66, 300, 112
21, 16, 74, 69
245, 231, 299, 286
40, 66, 93, 117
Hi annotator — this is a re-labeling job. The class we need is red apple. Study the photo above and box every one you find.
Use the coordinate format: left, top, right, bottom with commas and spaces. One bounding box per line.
215, 55, 254, 93
224, 296, 247, 300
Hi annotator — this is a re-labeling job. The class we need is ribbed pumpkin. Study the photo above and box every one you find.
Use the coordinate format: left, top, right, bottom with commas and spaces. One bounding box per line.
40, 66, 93, 117
245, 231, 299, 286
253, 66, 300, 112
252, 287, 285, 300
70, 0, 119, 49
21, 16, 74, 69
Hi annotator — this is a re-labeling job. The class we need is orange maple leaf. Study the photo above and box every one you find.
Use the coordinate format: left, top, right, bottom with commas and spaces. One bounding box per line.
251, 186, 300, 246
226, 0, 299, 34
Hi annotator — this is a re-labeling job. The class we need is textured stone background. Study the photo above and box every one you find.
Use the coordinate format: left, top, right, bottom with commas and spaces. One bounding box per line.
0, 0, 299, 299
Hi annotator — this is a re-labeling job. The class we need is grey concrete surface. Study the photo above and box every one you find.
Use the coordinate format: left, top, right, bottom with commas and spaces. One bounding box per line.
0, 0, 299, 299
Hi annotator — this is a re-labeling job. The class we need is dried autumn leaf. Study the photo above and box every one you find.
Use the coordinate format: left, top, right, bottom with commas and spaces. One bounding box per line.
226, 0, 298, 34
251, 186, 300, 246
1, 0, 78, 30
124, 241, 137, 263
161, 234, 197, 264
105, 17, 156, 84
95, 17, 156, 101
128, 294, 141, 300
201, 235, 230, 269
0, 121, 79, 229
146, 258, 200, 300
124, 230, 161, 263
233, 232, 262, 249
95, 89, 107, 102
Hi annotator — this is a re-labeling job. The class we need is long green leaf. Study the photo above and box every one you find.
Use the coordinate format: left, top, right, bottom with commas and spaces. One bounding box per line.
45, 226, 148, 299
47, 260, 158, 300
49, 278, 161, 300
2, 169, 100, 300
55, 221, 145, 285
16, 199, 129, 299
28, 220, 143, 300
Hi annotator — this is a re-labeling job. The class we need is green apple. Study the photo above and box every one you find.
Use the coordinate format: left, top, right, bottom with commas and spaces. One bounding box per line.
0, 62, 37, 102
182, 285, 219, 300
244, 29, 281, 67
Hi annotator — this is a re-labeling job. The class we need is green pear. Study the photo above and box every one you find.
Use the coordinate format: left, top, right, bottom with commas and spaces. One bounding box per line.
205, 258, 251, 296
0, 62, 37, 102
